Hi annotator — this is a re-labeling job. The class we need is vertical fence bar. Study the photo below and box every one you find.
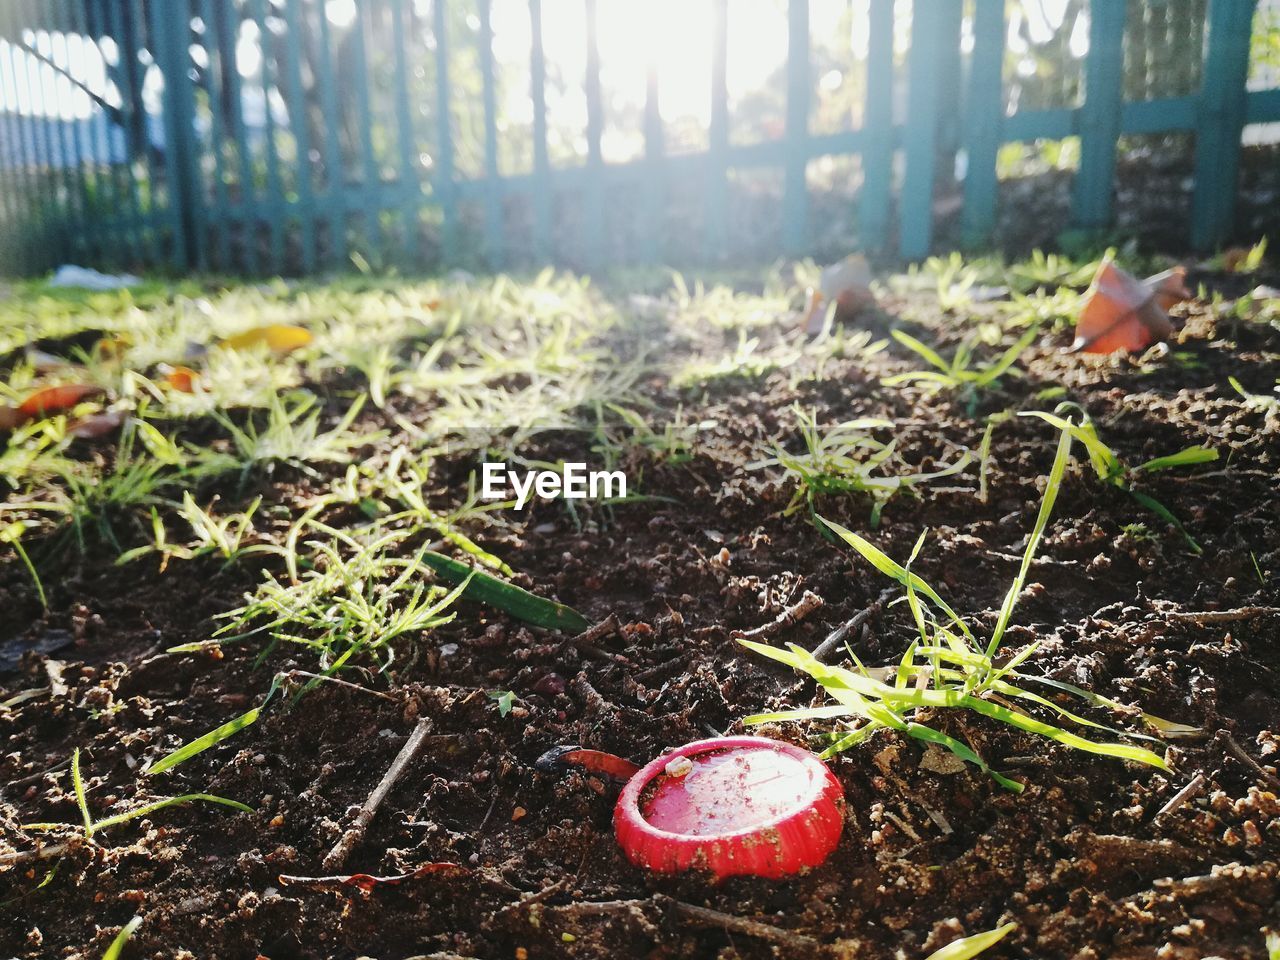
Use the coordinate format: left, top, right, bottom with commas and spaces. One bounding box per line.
351, 1, 382, 262
129, 0, 161, 264
583, 0, 604, 267
224, 0, 255, 272
390, 0, 420, 267
201, 0, 231, 269
284, 0, 317, 272
704, 0, 728, 261
961, 0, 1006, 247
1190, 0, 1257, 251
782, 0, 809, 256
151, 0, 200, 268
433, 0, 457, 261
66, 0, 99, 265
0, 6, 36, 273
529, 0, 552, 262
18, 0, 55, 268
50, 1, 83, 260
0, 11, 23, 271
1071, 0, 1126, 231
0, 19, 16, 268
252, 0, 283, 272
104, 0, 144, 264
85, 0, 118, 264
314, 1, 345, 267
900, 2, 949, 259
479, 0, 503, 266
859, 0, 894, 250
639, 45, 663, 263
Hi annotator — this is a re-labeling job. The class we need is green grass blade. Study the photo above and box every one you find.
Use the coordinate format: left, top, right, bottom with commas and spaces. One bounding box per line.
102, 916, 143, 960
924, 923, 1017, 960
986, 425, 1072, 657
146, 707, 262, 776
817, 515, 972, 639
421, 550, 590, 632
89, 793, 253, 835
1134, 446, 1218, 472
72, 749, 92, 836
890, 329, 950, 372
906, 721, 1024, 792
961, 696, 1167, 769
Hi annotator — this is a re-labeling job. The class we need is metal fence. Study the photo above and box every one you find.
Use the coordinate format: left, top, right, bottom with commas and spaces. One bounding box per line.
0, 0, 1277, 277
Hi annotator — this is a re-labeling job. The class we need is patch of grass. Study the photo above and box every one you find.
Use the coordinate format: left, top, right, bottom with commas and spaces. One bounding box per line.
750, 407, 971, 526
883, 328, 1037, 409
23, 748, 250, 839
217, 528, 471, 688
1021, 402, 1218, 553
212, 390, 373, 480
743, 426, 1170, 791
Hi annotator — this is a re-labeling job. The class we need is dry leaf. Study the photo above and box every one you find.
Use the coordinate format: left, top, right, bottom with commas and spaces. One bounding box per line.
221, 324, 313, 354
16, 383, 104, 418
804, 254, 874, 335
160, 364, 199, 393
1070, 257, 1186, 354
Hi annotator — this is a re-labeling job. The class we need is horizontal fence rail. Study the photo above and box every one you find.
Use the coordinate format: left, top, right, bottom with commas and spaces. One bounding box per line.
0, 0, 1277, 277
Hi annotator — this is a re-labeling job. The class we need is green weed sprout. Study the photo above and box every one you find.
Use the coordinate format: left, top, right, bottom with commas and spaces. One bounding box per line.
116, 493, 282, 569
23, 749, 250, 839
1020, 402, 1217, 553
925, 923, 1017, 960
750, 407, 970, 526
1229, 376, 1279, 413
212, 390, 373, 480
883, 328, 1037, 407
1, 519, 48, 607
742, 426, 1170, 791
102, 917, 143, 960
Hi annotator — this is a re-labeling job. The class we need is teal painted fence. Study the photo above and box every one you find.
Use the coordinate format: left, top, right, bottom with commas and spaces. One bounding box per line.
0, 0, 1277, 277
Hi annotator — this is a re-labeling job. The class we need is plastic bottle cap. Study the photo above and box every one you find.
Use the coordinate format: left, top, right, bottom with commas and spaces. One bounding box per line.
613, 736, 844, 879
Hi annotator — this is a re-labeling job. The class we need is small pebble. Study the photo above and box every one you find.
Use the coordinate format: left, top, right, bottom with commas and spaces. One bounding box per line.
665, 756, 694, 778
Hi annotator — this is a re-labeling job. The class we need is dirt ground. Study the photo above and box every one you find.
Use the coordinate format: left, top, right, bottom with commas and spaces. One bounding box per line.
2, 265, 1279, 959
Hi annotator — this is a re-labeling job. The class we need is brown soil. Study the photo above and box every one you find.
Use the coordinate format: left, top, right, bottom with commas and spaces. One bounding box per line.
2, 273, 1280, 960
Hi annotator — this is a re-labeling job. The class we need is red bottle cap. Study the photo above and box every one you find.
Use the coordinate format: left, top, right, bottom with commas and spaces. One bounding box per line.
613, 736, 844, 879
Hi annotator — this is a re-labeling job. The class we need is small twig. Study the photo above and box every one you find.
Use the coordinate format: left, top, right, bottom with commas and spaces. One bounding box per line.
813, 588, 895, 661
551, 896, 824, 952
322, 717, 434, 872
1154, 772, 1207, 823
1218, 731, 1280, 793
560, 613, 625, 663
663, 897, 825, 952
0, 839, 82, 868
1161, 607, 1280, 625
732, 590, 824, 641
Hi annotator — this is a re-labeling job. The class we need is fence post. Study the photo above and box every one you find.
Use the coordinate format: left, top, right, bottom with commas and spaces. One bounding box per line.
900, 1, 955, 260
1190, 0, 1257, 252
961, 0, 1006, 248
782, 0, 810, 256
1071, 0, 1126, 232
149, 0, 200, 269
859, 0, 894, 251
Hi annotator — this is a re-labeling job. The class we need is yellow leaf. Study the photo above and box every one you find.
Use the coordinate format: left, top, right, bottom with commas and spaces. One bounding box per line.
221, 324, 313, 353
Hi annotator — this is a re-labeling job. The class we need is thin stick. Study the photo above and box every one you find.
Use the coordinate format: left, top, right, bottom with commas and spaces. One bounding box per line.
1162, 607, 1280, 625
322, 717, 433, 872
813, 588, 895, 661
666, 897, 824, 952
732, 591, 824, 641
1219, 731, 1280, 793
553, 897, 823, 952
1153, 772, 1206, 823
0, 840, 80, 868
